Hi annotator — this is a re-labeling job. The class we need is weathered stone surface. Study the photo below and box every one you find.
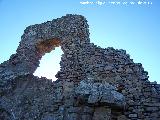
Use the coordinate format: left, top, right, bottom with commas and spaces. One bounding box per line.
93, 107, 111, 120
128, 113, 138, 118
75, 79, 125, 108
117, 115, 128, 120
0, 14, 160, 119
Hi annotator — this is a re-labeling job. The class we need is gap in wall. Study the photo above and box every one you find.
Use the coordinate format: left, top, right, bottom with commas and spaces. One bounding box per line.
33, 47, 63, 81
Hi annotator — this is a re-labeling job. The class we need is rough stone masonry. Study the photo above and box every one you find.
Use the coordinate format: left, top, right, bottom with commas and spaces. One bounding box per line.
0, 14, 160, 120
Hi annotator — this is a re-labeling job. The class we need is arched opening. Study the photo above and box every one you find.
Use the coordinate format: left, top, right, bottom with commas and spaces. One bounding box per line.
33, 38, 63, 81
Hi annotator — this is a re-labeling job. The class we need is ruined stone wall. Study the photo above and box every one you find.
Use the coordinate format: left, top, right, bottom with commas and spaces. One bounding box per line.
0, 14, 160, 120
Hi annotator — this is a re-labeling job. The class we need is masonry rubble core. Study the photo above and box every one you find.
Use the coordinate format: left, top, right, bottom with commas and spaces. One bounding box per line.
0, 14, 160, 120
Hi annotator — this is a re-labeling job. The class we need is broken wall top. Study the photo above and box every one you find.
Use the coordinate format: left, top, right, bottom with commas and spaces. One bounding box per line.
0, 14, 90, 80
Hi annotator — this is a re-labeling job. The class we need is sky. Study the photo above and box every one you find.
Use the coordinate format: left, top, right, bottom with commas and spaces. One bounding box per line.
0, 0, 159, 82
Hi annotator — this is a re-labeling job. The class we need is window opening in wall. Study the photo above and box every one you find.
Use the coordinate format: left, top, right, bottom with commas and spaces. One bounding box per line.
34, 47, 63, 81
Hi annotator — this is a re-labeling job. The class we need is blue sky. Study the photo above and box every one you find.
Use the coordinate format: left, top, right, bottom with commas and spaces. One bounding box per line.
0, 0, 159, 82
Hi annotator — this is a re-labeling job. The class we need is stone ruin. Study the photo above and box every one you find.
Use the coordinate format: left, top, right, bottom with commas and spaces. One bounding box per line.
0, 14, 160, 120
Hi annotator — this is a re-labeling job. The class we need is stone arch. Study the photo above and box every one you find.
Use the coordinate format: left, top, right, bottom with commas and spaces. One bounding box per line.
0, 14, 90, 81
34, 38, 63, 80
36, 38, 61, 56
